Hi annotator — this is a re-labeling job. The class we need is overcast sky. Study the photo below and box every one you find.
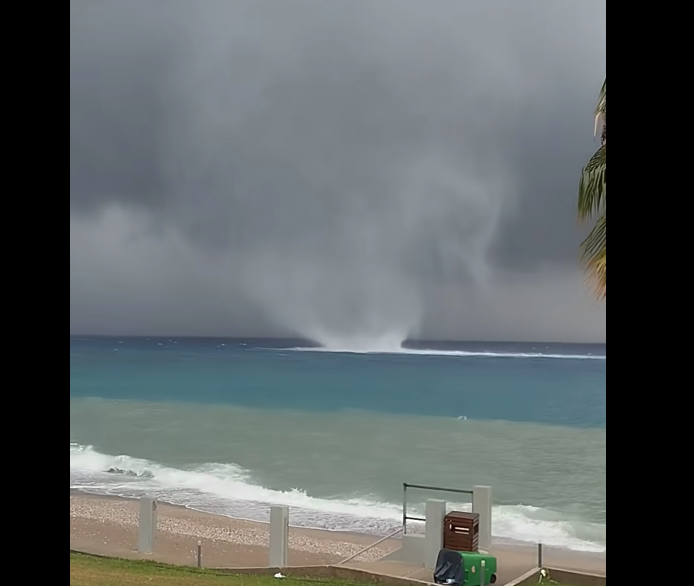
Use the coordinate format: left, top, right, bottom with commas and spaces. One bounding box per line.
70, 0, 607, 345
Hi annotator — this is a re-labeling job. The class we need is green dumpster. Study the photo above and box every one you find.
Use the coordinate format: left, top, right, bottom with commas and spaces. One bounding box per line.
461, 552, 497, 585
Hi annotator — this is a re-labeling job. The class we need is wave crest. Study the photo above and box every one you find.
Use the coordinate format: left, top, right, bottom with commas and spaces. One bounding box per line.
70, 443, 606, 552
287, 347, 606, 360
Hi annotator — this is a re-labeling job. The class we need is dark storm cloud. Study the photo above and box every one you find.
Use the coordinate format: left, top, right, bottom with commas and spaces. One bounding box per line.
70, 0, 607, 343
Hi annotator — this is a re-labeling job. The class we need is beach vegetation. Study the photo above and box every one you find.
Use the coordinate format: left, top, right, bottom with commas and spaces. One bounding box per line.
70, 553, 369, 586
578, 78, 607, 299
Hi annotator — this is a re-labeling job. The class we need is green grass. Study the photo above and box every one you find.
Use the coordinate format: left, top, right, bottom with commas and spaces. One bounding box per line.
70, 553, 595, 586
70, 553, 362, 586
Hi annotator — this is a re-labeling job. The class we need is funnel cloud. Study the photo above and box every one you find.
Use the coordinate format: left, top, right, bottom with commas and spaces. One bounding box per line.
70, 0, 607, 345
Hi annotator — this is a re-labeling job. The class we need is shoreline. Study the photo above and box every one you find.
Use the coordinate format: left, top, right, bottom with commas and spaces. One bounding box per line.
70, 488, 389, 542
70, 491, 606, 577
70, 492, 400, 567
70, 487, 606, 556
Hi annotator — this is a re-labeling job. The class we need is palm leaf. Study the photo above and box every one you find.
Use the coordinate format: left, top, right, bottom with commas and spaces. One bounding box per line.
594, 79, 606, 142
578, 78, 606, 299
578, 144, 606, 220
580, 214, 606, 299
596, 79, 606, 115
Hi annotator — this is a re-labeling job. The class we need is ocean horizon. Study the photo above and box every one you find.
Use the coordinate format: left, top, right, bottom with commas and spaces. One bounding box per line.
70, 335, 606, 553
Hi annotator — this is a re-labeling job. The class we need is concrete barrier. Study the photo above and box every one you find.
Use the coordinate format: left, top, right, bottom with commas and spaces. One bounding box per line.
215, 564, 607, 586
499, 566, 607, 586
544, 567, 607, 586
424, 500, 446, 570
472, 486, 492, 551
502, 568, 542, 586
269, 506, 289, 567
216, 565, 434, 586
137, 497, 158, 554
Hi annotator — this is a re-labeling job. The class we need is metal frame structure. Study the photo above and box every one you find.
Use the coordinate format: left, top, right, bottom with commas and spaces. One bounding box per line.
402, 483, 473, 534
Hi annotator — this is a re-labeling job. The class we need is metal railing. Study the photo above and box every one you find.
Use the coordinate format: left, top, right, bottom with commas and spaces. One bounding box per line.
402, 483, 473, 534
337, 526, 404, 565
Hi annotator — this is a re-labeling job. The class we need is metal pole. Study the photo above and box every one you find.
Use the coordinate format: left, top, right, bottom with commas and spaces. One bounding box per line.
538, 542, 544, 568
338, 527, 404, 565
402, 483, 474, 495
481, 559, 486, 586
197, 541, 202, 568
403, 484, 408, 535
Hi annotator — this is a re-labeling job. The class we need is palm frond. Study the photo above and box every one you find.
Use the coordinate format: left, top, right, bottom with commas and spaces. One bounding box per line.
596, 79, 606, 116
580, 214, 606, 299
578, 78, 607, 299
578, 144, 606, 221
594, 79, 607, 144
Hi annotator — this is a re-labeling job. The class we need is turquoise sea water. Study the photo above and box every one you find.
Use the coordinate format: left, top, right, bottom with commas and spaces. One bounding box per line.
69, 336, 606, 552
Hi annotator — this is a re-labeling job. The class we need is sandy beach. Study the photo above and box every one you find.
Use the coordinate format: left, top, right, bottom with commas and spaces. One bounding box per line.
70, 492, 605, 583
70, 492, 399, 567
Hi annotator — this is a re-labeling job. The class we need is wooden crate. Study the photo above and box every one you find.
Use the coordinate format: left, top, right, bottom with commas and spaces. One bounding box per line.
443, 511, 479, 552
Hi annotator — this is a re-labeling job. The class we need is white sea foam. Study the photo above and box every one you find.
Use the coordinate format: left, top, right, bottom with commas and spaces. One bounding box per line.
70, 443, 606, 552
287, 347, 606, 361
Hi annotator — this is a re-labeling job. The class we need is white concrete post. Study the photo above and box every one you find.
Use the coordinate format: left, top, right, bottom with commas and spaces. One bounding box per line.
269, 506, 289, 567
424, 499, 446, 570
473, 486, 492, 551
138, 497, 158, 554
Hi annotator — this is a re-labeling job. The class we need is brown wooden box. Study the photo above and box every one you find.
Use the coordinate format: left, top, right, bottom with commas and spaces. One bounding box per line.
443, 511, 479, 552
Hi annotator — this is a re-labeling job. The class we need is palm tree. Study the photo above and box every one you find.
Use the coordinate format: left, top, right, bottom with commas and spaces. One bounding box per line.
578, 79, 606, 299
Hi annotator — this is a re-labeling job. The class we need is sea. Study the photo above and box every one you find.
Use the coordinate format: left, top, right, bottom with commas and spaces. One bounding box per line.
69, 336, 606, 553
